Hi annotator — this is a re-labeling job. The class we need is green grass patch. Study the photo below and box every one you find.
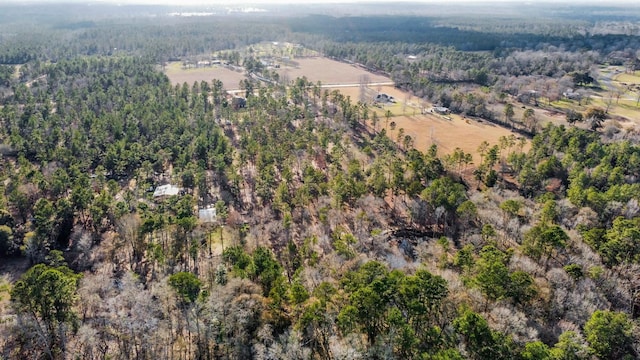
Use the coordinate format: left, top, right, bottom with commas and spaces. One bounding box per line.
0, 276, 10, 301
614, 72, 640, 84
207, 226, 234, 246
555, 95, 640, 120
549, 99, 584, 112
165, 61, 184, 71
607, 102, 640, 119
589, 97, 607, 108
165, 61, 224, 74
370, 101, 418, 118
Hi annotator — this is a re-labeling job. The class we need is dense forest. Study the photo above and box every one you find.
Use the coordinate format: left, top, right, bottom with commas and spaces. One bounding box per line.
1, 2, 640, 359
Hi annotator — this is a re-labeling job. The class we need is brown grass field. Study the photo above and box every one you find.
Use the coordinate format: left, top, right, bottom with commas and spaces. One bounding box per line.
164, 62, 247, 89
385, 113, 529, 162
332, 85, 529, 159
277, 57, 391, 85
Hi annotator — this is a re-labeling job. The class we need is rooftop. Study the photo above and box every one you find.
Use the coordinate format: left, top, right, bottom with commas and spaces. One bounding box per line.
153, 184, 181, 198
198, 207, 217, 223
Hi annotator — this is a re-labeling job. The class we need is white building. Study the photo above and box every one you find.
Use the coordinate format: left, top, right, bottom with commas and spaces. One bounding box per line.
153, 184, 181, 198
198, 207, 217, 223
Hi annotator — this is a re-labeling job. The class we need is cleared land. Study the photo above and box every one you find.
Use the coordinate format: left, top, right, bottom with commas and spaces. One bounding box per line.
385, 113, 529, 161
164, 62, 247, 89
615, 71, 640, 84
543, 67, 640, 130
277, 57, 391, 85
333, 85, 527, 159
164, 54, 527, 159
611, 69, 640, 127
164, 56, 391, 89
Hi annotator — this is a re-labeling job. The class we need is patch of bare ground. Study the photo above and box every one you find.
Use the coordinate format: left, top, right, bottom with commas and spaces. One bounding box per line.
0, 257, 30, 320
0, 257, 30, 284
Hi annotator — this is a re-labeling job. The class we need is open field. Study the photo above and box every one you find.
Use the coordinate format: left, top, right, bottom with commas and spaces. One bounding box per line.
385, 113, 529, 161
277, 57, 391, 85
164, 56, 392, 89
487, 101, 582, 130
614, 70, 640, 84
596, 67, 640, 128
612, 70, 640, 124
332, 84, 529, 159
164, 62, 247, 89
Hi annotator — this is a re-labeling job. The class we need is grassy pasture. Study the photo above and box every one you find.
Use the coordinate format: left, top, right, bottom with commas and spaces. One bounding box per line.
615, 71, 640, 84
506, 67, 640, 131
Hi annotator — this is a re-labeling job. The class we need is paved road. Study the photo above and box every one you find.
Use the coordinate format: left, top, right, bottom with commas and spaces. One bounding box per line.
598, 67, 638, 102
319, 82, 395, 88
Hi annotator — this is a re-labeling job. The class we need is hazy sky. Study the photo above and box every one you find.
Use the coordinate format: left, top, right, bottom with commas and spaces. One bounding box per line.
6, 0, 640, 4
2, 0, 639, 9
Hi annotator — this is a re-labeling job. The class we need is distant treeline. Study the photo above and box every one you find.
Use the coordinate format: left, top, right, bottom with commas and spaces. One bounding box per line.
1, 12, 639, 65
289, 14, 640, 53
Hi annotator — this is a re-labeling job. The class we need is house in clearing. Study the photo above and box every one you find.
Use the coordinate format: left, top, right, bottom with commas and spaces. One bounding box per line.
198, 206, 217, 223
153, 184, 181, 199
563, 88, 581, 100
431, 106, 450, 115
375, 93, 395, 103
231, 96, 246, 109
